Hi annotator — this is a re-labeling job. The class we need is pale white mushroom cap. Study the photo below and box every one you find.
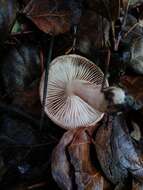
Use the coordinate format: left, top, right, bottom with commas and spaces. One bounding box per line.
40, 54, 108, 130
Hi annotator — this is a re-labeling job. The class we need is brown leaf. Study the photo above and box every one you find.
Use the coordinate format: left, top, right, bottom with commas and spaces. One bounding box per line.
86, 0, 120, 22
12, 81, 41, 116
120, 0, 129, 10
68, 128, 112, 190
24, 0, 72, 35
51, 130, 74, 190
52, 127, 112, 190
0, 0, 17, 40
132, 180, 143, 190
121, 75, 143, 103
79, 11, 110, 53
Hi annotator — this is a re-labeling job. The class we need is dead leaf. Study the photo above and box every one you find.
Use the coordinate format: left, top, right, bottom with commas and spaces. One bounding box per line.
95, 116, 128, 185
0, 0, 17, 40
120, 0, 129, 10
68, 128, 112, 190
132, 180, 143, 190
23, 0, 82, 35
85, 0, 120, 22
2, 44, 41, 98
51, 130, 74, 190
129, 0, 143, 6
95, 114, 143, 184
52, 127, 112, 190
79, 11, 110, 53
121, 75, 143, 103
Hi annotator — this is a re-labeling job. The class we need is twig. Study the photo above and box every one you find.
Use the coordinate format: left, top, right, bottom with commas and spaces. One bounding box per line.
40, 37, 55, 131
123, 22, 139, 38
101, 49, 111, 92
114, 0, 131, 50
65, 25, 78, 54
28, 181, 47, 189
10, 31, 34, 36
122, 0, 131, 28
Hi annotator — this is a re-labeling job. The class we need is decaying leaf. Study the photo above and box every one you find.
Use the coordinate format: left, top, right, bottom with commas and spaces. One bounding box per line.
51, 130, 74, 190
52, 127, 112, 190
1, 44, 41, 98
85, 0, 120, 22
0, 116, 37, 146
0, 0, 17, 40
95, 114, 143, 184
120, 0, 129, 10
129, 0, 143, 6
130, 122, 141, 141
121, 14, 143, 45
95, 116, 128, 184
129, 37, 143, 74
68, 128, 112, 190
132, 180, 143, 190
121, 75, 143, 103
23, 0, 82, 35
78, 11, 110, 54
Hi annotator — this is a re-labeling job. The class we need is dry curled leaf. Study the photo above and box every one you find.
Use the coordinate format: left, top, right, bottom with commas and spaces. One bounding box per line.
85, 0, 120, 22
123, 36, 143, 75
95, 114, 143, 184
51, 130, 74, 190
132, 180, 143, 190
23, 0, 82, 35
0, 0, 17, 40
95, 116, 128, 185
121, 0, 129, 10
52, 127, 112, 190
2, 44, 41, 97
121, 75, 143, 103
68, 128, 112, 190
129, 0, 143, 6
79, 10, 110, 54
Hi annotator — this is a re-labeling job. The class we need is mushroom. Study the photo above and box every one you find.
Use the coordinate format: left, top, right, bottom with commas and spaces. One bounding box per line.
40, 54, 109, 129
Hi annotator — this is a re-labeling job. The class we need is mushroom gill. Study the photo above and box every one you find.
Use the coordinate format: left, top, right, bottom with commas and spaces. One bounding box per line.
40, 54, 108, 129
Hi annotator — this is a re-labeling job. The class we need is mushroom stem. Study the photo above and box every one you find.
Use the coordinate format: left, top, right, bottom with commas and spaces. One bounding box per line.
66, 80, 107, 113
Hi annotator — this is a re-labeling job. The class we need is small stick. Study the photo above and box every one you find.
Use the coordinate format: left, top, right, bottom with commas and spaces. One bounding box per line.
10, 31, 34, 36
40, 37, 54, 131
28, 181, 47, 189
123, 23, 138, 38
101, 49, 111, 92
114, 0, 131, 50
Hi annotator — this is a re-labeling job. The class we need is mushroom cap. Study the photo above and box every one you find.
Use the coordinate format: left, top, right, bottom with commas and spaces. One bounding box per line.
40, 54, 108, 130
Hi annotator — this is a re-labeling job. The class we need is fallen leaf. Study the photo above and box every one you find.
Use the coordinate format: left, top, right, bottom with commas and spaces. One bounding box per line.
79, 10, 110, 53
121, 0, 129, 10
68, 128, 112, 190
1, 44, 41, 99
0, 0, 17, 40
95, 116, 128, 184
121, 75, 143, 103
52, 127, 113, 190
132, 180, 143, 190
0, 116, 37, 146
23, 0, 82, 35
85, 0, 120, 22
51, 130, 74, 190
95, 114, 143, 184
